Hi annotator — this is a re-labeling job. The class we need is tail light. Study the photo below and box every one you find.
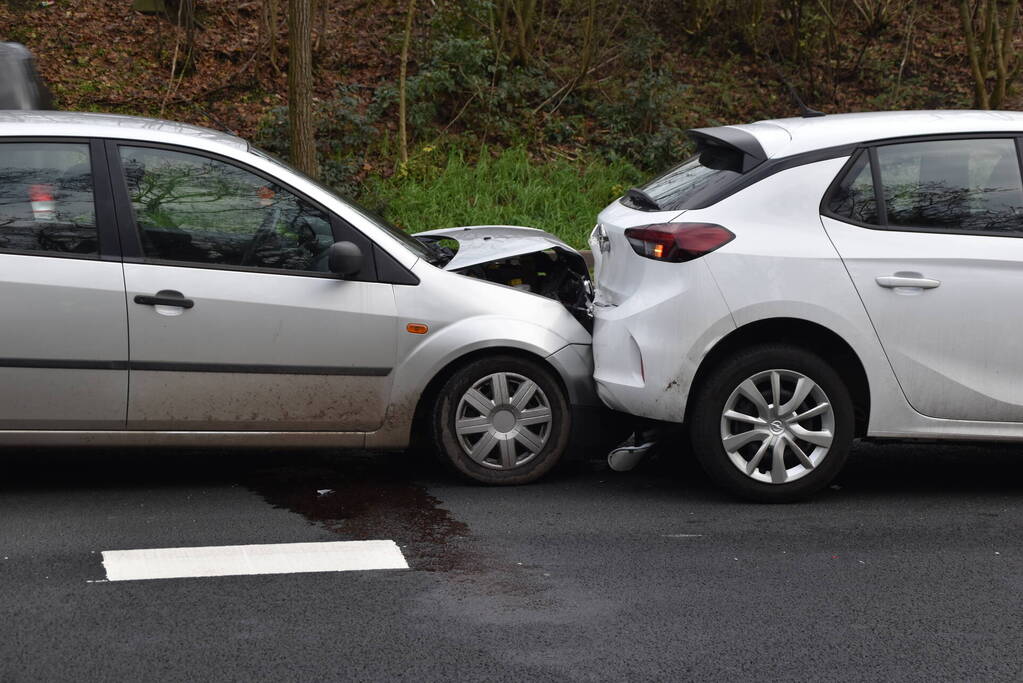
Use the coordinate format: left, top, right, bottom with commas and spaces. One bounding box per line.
624, 223, 734, 262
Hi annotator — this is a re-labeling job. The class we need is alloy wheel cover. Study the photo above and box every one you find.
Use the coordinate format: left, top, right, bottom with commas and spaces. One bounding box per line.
719, 368, 836, 484
454, 372, 553, 470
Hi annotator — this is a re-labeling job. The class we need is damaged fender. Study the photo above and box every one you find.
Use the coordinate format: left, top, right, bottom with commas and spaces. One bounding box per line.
364, 227, 596, 449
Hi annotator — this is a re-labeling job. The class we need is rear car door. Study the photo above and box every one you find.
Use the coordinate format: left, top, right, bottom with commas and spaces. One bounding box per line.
821, 136, 1023, 422
0, 138, 128, 428
109, 142, 398, 431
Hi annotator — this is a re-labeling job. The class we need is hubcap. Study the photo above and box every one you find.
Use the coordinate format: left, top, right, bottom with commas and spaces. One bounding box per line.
719, 369, 835, 485
454, 372, 552, 470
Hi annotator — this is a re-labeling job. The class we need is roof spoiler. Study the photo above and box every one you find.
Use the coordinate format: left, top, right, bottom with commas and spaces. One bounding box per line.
686, 127, 767, 173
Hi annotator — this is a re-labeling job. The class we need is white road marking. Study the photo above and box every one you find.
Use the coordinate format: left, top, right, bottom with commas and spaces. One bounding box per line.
101, 540, 409, 581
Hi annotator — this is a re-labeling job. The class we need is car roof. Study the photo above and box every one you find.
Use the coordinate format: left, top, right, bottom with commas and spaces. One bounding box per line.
0, 110, 249, 154
723, 110, 1023, 159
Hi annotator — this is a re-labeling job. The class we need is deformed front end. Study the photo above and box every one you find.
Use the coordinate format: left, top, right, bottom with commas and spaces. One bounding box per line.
414, 225, 593, 329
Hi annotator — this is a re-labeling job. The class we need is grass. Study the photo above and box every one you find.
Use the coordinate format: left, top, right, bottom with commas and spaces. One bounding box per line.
366, 147, 647, 249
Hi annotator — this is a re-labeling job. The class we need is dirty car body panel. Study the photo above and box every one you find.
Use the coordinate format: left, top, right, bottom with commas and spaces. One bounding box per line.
0, 112, 600, 482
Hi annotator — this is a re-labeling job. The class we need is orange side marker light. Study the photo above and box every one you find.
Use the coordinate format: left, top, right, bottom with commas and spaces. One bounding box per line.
406, 323, 429, 335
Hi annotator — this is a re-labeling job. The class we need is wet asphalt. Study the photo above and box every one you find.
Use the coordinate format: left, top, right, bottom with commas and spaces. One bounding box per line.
2, 440, 1023, 682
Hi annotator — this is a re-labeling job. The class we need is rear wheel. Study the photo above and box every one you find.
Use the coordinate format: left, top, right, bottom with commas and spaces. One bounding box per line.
432, 355, 570, 485
689, 344, 854, 502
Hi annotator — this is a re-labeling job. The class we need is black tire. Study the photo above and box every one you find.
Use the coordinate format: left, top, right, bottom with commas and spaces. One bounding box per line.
431, 354, 570, 485
689, 344, 854, 502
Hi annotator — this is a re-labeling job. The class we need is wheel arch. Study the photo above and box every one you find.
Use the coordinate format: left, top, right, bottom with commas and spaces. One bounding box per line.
686, 317, 870, 437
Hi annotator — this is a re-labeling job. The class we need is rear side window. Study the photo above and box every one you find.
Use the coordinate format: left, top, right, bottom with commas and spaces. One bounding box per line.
0, 142, 97, 255
826, 151, 879, 225
877, 139, 1023, 234
118, 146, 335, 273
624, 150, 743, 212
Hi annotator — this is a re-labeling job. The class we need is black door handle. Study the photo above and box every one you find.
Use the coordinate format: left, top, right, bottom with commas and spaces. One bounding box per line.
134, 290, 195, 309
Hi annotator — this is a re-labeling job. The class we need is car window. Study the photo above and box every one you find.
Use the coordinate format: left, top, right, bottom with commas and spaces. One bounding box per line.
0, 142, 97, 255
119, 146, 335, 272
625, 151, 743, 212
876, 138, 1023, 234
248, 144, 434, 262
827, 151, 879, 225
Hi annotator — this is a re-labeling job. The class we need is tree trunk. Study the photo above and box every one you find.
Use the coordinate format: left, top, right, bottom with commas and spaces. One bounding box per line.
262, 0, 280, 73
158, 0, 196, 75
314, 0, 329, 52
993, 0, 1020, 107
398, 0, 417, 168
288, 0, 318, 178
511, 0, 537, 67
960, 0, 991, 108
179, 0, 196, 74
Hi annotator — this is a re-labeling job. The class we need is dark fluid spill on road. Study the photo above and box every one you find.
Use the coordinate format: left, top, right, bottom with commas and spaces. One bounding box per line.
242, 451, 474, 572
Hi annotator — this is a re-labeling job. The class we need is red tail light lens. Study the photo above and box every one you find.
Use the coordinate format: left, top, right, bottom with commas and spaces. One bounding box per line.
29, 184, 54, 202
624, 223, 735, 262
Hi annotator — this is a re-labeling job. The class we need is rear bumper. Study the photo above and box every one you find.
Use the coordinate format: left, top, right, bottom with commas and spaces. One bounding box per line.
591, 261, 735, 423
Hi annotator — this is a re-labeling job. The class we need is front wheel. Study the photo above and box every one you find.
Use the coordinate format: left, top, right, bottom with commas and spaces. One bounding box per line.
689, 344, 854, 502
432, 355, 570, 485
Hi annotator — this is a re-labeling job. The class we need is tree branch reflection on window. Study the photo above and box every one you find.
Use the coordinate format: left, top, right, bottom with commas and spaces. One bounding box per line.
885, 181, 1023, 233
120, 147, 333, 272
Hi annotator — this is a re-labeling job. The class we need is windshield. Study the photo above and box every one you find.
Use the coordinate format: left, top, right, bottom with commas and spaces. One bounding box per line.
248, 145, 435, 262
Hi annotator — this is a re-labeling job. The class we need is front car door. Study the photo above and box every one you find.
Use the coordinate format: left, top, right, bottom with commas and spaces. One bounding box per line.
0, 138, 128, 429
108, 142, 398, 431
822, 136, 1023, 422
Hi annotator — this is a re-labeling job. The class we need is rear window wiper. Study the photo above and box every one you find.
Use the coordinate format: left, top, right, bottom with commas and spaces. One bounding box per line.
627, 187, 661, 211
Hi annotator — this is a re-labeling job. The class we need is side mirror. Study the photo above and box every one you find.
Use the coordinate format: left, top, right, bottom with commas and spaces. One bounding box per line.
328, 241, 364, 277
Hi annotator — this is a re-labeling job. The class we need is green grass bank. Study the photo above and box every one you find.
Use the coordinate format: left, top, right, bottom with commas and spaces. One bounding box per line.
367, 147, 646, 249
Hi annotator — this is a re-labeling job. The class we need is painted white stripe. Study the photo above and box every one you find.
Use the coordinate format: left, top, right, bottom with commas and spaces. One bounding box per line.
101, 540, 409, 581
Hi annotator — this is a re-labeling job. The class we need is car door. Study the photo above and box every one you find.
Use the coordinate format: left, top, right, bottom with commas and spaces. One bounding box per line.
821, 136, 1023, 422
108, 142, 398, 431
0, 138, 128, 428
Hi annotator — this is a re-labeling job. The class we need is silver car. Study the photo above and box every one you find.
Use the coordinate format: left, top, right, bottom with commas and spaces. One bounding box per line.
591, 110, 1023, 501
0, 111, 600, 484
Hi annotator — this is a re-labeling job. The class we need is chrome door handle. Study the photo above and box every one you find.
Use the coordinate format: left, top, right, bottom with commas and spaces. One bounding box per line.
875, 275, 940, 289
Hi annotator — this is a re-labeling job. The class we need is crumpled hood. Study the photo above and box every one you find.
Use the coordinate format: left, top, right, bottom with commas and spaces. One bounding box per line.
413, 225, 583, 271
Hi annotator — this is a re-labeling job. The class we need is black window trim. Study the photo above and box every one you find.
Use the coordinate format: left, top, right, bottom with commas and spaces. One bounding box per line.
820, 131, 1023, 239
816, 149, 882, 231
655, 128, 1023, 214
0, 135, 119, 261
868, 147, 887, 228
104, 138, 419, 283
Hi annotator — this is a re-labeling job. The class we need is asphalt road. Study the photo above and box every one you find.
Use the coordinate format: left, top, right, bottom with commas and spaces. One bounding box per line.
2, 440, 1023, 682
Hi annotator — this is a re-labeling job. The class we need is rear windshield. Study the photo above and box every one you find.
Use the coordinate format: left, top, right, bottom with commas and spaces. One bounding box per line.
622, 147, 744, 212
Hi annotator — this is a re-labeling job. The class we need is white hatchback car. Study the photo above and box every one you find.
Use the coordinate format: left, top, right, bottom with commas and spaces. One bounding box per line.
0, 111, 603, 484
591, 110, 1023, 501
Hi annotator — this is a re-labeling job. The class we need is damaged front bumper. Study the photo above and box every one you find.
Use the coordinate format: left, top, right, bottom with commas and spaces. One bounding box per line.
412, 225, 634, 455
